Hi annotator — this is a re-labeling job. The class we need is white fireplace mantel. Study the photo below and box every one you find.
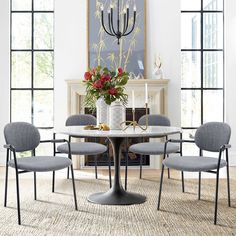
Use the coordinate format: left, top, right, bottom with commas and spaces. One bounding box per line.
66, 79, 169, 117
66, 79, 169, 169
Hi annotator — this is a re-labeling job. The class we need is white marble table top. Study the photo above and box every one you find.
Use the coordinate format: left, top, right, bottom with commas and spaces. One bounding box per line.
56, 126, 182, 138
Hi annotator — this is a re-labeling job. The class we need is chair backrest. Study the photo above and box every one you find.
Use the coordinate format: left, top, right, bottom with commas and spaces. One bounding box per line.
138, 114, 171, 126
4, 122, 40, 152
65, 114, 97, 126
195, 122, 231, 152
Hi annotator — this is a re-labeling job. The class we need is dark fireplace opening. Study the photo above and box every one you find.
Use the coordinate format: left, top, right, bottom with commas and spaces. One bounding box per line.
84, 108, 150, 167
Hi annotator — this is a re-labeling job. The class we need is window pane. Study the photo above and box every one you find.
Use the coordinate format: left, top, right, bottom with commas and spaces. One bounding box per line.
34, 91, 53, 127
34, 0, 54, 11
203, 0, 223, 11
36, 129, 53, 156
203, 13, 223, 49
181, 0, 201, 11
34, 13, 54, 49
12, 0, 31, 10
182, 129, 199, 156
181, 13, 201, 49
203, 90, 223, 123
203, 51, 223, 88
12, 13, 32, 49
181, 90, 201, 127
34, 52, 54, 88
11, 91, 31, 122
181, 51, 201, 88
12, 52, 31, 88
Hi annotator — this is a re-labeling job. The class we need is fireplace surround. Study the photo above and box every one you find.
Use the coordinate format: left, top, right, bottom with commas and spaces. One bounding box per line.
66, 79, 169, 169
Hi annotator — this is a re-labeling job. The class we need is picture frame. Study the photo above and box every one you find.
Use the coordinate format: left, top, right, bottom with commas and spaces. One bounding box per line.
87, 0, 147, 79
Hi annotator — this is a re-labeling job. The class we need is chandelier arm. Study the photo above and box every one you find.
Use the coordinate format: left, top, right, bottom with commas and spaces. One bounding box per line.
111, 8, 118, 36
123, 11, 136, 36
108, 12, 116, 35
122, 9, 129, 36
122, 13, 127, 35
101, 11, 115, 36
117, 0, 120, 33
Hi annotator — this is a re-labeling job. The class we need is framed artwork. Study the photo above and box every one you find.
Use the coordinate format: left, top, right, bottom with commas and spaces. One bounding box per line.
87, 0, 146, 79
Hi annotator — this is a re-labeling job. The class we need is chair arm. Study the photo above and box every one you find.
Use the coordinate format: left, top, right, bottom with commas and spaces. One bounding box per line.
220, 144, 231, 152
3, 144, 16, 152
40, 139, 67, 144
167, 139, 195, 143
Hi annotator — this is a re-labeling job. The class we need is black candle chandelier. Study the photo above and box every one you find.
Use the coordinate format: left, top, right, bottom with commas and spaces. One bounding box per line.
100, 0, 137, 45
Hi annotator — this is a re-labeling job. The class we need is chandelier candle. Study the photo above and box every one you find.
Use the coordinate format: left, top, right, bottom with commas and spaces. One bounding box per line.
100, 0, 137, 45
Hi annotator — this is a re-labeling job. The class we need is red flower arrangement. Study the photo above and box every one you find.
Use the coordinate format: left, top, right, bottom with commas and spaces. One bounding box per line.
83, 66, 129, 108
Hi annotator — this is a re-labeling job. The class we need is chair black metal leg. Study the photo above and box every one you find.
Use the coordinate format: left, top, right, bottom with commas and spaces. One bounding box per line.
157, 164, 165, 210
167, 154, 170, 179
108, 156, 112, 188
167, 168, 170, 179
125, 150, 128, 191
34, 172, 37, 200
67, 167, 70, 179
181, 171, 185, 193
4, 165, 9, 207
52, 171, 55, 192
95, 155, 98, 179
15, 170, 21, 225
4, 150, 9, 207
198, 172, 201, 200
139, 155, 143, 179
214, 170, 220, 225
70, 165, 78, 210
226, 149, 231, 207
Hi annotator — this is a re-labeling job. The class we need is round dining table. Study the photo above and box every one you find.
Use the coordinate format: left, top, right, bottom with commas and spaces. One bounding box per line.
58, 126, 181, 205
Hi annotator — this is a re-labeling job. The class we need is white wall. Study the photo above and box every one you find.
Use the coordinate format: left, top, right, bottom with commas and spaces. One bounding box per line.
225, 0, 236, 165
0, 0, 10, 165
54, 0, 88, 130
54, 0, 181, 130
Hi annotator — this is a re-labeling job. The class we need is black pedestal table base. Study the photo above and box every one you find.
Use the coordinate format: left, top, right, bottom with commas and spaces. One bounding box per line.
87, 137, 146, 205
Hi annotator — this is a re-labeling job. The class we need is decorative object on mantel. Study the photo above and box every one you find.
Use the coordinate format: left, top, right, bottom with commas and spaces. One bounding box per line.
83, 66, 129, 128
100, 0, 137, 45
121, 84, 149, 131
153, 54, 164, 79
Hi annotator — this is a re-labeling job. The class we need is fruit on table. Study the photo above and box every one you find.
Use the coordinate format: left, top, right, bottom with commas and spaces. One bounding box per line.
99, 123, 110, 131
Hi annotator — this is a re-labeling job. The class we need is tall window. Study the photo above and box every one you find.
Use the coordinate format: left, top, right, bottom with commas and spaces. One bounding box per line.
181, 0, 224, 154
10, 0, 54, 155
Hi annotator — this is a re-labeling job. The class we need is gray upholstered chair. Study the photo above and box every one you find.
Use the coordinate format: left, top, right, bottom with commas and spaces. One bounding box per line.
127, 114, 183, 190
3, 122, 77, 225
56, 114, 112, 188
157, 122, 231, 225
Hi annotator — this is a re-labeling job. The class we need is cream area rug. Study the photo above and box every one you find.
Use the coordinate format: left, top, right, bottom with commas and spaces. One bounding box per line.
0, 175, 236, 236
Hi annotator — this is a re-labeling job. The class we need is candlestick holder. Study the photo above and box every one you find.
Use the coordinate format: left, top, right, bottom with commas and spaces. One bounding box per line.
120, 103, 149, 131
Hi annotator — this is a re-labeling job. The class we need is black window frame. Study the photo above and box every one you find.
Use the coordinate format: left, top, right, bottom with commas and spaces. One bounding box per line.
10, 0, 54, 130
181, 0, 225, 134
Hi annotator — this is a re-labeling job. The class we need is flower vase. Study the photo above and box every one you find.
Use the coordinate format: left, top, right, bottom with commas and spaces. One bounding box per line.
109, 101, 126, 130
96, 97, 109, 126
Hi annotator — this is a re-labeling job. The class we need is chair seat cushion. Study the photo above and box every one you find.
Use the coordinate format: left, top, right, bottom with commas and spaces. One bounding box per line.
57, 142, 107, 155
8, 156, 72, 172
163, 156, 227, 172
129, 142, 179, 155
